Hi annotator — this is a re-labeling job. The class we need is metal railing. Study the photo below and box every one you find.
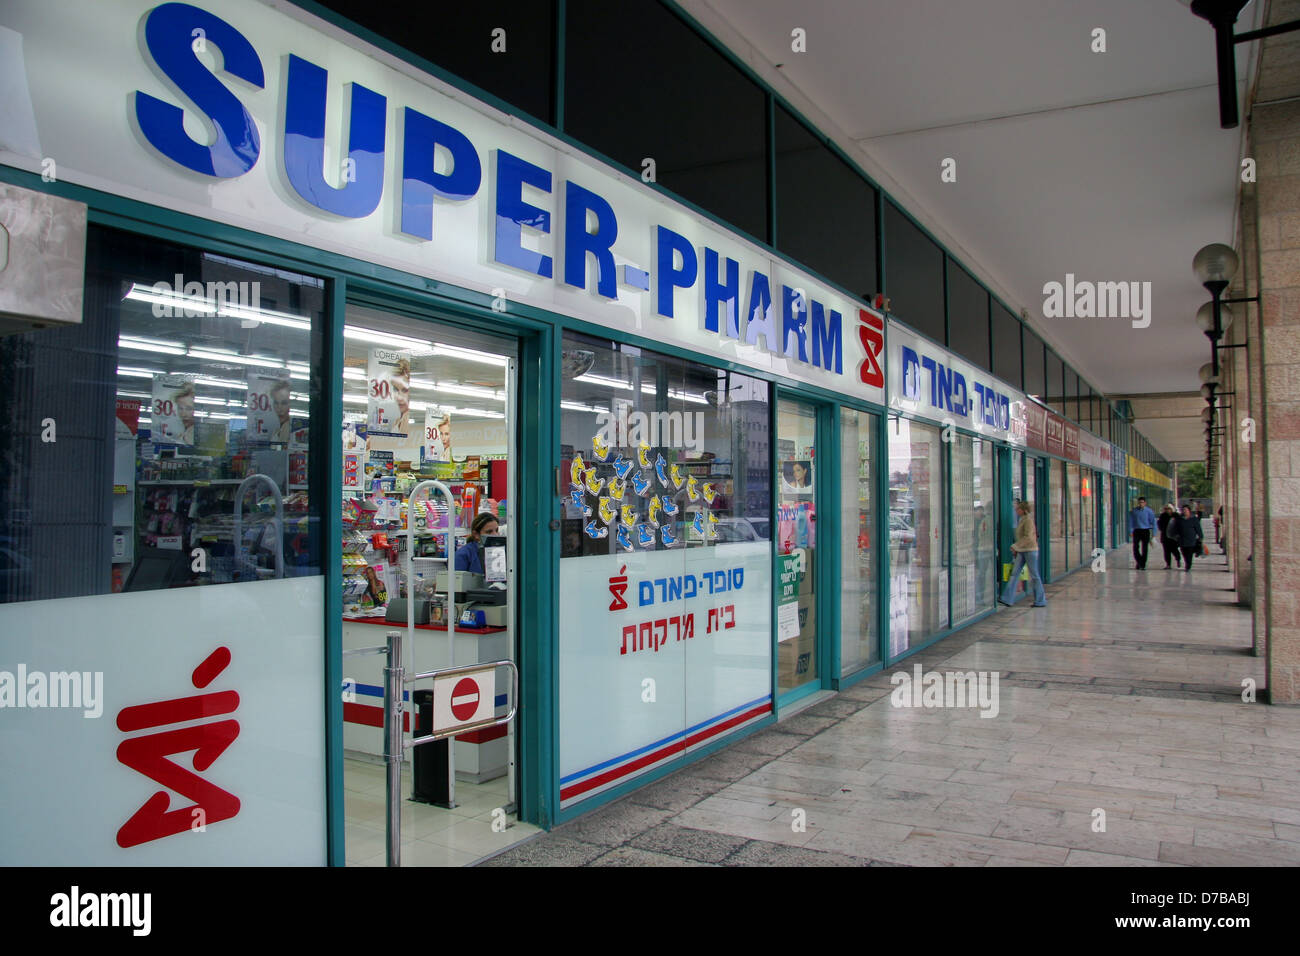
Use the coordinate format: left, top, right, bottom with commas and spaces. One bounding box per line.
381, 629, 518, 867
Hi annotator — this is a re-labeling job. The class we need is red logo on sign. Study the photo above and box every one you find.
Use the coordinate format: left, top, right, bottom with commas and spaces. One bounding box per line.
857, 309, 885, 388
450, 678, 481, 722
115, 647, 241, 848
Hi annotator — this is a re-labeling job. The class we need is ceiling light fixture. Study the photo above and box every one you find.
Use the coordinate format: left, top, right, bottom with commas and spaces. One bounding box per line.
431, 344, 508, 367
122, 283, 312, 331
343, 326, 432, 350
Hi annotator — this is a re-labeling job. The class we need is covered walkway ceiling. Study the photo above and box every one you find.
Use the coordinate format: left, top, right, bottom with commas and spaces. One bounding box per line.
679, 0, 1268, 462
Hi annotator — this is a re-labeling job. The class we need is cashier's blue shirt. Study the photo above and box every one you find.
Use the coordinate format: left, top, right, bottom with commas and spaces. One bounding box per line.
455, 541, 483, 574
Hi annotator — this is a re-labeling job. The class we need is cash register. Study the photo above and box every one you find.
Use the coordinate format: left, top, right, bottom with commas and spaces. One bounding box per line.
461, 534, 508, 627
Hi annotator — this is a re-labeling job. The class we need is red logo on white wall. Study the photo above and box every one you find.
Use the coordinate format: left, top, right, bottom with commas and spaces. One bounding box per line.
857, 308, 885, 388
115, 647, 241, 848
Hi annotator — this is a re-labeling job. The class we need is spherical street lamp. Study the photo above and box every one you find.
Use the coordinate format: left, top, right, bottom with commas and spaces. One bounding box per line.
1193, 243, 1240, 290
1193, 243, 1241, 380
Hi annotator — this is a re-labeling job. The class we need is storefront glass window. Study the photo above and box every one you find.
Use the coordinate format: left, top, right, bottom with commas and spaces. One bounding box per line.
888, 417, 947, 655
565, 0, 768, 242
777, 398, 818, 693
1102, 473, 1111, 550
839, 409, 879, 674
0, 226, 324, 604
1050, 460, 1067, 578
1011, 449, 1024, 505
947, 261, 990, 372
1023, 328, 1046, 401
991, 304, 1022, 389
1082, 469, 1096, 558
884, 204, 945, 346
1067, 463, 1081, 568
1047, 352, 1064, 418
0, 226, 328, 864
312, 0, 556, 125
555, 333, 772, 808
775, 106, 878, 298
952, 436, 994, 625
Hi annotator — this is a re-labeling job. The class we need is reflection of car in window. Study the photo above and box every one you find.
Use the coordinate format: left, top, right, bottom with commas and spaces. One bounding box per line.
713, 518, 759, 542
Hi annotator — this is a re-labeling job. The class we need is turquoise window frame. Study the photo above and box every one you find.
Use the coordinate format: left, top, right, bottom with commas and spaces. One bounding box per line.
0, 165, 565, 857
830, 400, 887, 689
771, 386, 838, 714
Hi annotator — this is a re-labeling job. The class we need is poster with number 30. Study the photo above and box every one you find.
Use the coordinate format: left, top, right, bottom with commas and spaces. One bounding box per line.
150, 373, 196, 445
367, 349, 411, 437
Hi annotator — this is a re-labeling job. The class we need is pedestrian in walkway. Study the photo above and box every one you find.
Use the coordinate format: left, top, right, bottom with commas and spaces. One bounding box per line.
1127, 496, 1157, 570
999, 500, 1046, 607
1157, 504, 1181, 569
1171, 504, 1204, 572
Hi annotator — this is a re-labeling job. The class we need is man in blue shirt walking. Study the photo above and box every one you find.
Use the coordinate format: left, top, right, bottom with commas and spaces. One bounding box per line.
1127, 496, 1157, 570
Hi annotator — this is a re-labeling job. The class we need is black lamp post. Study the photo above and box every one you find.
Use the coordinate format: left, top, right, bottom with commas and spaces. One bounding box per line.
1193, 243, 1239, 379
1190, 1, 1300, 129
1190, 1, 1252, 128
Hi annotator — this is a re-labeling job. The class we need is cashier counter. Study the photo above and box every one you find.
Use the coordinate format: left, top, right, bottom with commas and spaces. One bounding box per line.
342, 569, 511, 783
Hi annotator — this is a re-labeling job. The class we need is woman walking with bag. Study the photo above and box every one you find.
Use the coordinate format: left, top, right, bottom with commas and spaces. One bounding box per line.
1157, 504, 1181, 569
1172, 504, 1204, 572
999, 500, 1046, 607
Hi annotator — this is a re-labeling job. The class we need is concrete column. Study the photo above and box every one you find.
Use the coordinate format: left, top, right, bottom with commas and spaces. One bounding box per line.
1253, 98, 1300, 703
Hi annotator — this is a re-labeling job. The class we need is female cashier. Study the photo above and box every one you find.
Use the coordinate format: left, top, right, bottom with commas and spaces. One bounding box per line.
455, 513, 499, 575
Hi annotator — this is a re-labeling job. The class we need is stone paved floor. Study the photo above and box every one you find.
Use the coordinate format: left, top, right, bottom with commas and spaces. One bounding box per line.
481, 547, 1300, 867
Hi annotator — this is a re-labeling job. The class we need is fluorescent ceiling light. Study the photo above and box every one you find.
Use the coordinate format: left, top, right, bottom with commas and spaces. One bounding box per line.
123, 283, 313, 331
574, 374, 705, 405
431, 344, 508, 367
561, 401, 605, 413
575, 373, 633, 391
116, 366, 161, 379
188, 348, 286, 369
344, 326, 431, 350
195, 376, 247, 390
118, 336, 186, 356
428, 382, 504, 400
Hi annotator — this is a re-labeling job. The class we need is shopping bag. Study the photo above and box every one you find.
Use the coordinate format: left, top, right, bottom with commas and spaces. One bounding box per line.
1002, 562, 1012, 583
1019, 564, 1030, 582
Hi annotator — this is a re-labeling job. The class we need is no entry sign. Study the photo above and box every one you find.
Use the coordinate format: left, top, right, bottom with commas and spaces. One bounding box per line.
431, 667, 495, 733
450, 678, 480, 721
